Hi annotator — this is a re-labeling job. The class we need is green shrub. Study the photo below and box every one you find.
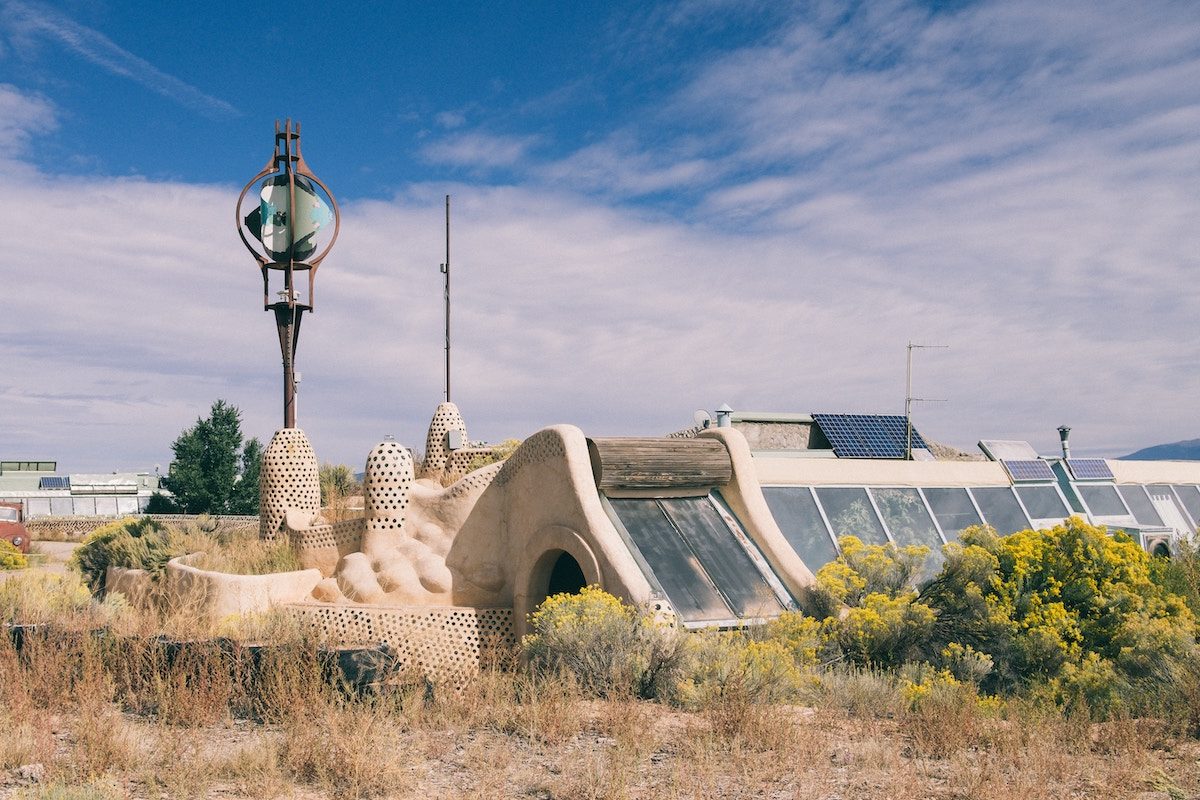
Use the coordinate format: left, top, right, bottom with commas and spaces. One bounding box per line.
70, 516, 177, 593
522, 586, 687, 700
1150, 536, 1200, 617
682, 629, 806, 707
70, 518, 301, 594
799, 518, 1198, 717
806, 536, 938, 669
0, 539, 28, 570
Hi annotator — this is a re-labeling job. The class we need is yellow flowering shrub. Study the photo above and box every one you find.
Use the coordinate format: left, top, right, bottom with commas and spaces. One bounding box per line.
0, 540, 27, 571
523, 586, 688, 699
762, 610, 822, 667
681, 630, 805, 707
794, 518, 1197, 717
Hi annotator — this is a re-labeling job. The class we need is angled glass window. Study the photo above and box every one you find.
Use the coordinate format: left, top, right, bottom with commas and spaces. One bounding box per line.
970, 487, 1030, 535
870, 488, 943, 550
659, 497, 783, 618
1078, 484, 1130, 518
1117, 485, 1163, 527
762, 487, 839, 571
814, 487, 889, 546
1147, 485, 1191, 531
922, 487, 983, 540
608, 495, 784, 623
608, 499, 729, 623
1170, 485, 1200, 524
1015, 485, 1069, 520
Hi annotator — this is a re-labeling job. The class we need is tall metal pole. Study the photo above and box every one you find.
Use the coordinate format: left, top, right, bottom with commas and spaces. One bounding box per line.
905, 342, 914, 461
441, 194, 451, 403
905, 341, 949, 460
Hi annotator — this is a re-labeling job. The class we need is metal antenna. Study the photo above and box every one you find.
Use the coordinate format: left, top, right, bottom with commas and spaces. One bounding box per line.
905, 341, 949, 459
439, 195, 451, 403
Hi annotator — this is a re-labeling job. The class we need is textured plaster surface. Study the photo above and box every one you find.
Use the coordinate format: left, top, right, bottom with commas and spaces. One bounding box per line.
754, 455, 1010, 487
299, 424, 653, 640
423, 403, 469, 475
1108, 459, 1200, 484
259, 428, 322, 539
161, 553, 322, 618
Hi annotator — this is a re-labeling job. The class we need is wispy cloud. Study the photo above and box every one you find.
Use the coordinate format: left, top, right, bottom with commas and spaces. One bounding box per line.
421, 131, 539, 169
0, 0, 237, 117
3, 1, 1200, 471
538, 133, 718, 197
0, 81, 54, 154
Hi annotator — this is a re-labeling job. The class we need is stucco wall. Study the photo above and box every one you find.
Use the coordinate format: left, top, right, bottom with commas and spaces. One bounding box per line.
1108, 460, 1200, 485
753, 456, 1010, 487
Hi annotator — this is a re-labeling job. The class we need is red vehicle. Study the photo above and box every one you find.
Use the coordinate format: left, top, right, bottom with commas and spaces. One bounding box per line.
0, 502, 30, 554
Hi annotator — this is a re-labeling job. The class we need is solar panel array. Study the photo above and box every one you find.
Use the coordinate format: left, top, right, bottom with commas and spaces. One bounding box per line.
812, 414, 927, 459
1066, 458, 1114, 481
38, 476, 70, 490
1002, 459, 1056, 483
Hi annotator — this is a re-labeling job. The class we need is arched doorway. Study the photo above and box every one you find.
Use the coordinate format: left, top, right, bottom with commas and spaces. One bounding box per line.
1152, 541, 1171, 559
547, 551, 587, 596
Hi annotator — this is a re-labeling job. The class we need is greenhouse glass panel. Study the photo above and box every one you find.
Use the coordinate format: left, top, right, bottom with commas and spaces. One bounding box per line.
922, 488, 982, 540
1117, 486, 1163, 527
608, 499, 730, 623
659, 497, 784, 618
1079, 485, 1129, 518
870, 488, 943, 550
970, 487, 1030, 534
813, 487, 889, 545
1015, 485, 1068, 520
1171, 485, 1200, 523
1147, 485, 1191, 530
762, 487, 839, 570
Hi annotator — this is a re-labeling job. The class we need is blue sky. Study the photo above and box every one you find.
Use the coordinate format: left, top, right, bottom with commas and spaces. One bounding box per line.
2, 0, 1200, 472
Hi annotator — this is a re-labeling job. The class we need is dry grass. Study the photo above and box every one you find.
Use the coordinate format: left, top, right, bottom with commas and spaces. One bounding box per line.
1, 598, 1198, 800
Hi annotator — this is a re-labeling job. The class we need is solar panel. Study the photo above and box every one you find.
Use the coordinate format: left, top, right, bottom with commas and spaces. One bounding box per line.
38, 476, 70, 490
1066, 458, 1114, 481
811, 414, 927, 459
1002, 459, 1055, 482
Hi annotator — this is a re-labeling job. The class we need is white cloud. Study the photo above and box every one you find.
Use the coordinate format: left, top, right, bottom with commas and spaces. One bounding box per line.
537, 134, 718, 197
0, 82, 54, 156
420, 131, 538, 169
0, 0, 237, 117
435, 110, 467, 129
4, 1, 1200, 471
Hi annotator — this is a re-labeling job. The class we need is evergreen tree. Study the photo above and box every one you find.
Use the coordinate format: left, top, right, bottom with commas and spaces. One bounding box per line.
163, 400, 262, 515
230, 437, 263, 515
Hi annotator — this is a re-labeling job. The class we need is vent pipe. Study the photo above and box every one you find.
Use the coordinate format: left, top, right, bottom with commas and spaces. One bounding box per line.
715, 403, 733, 428
1057, 425, 1071, 460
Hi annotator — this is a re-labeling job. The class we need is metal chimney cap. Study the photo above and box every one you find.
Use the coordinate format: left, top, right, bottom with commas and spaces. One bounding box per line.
716, 403, 733, 413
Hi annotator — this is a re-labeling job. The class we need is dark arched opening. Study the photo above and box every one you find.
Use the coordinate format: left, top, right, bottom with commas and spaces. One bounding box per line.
547, 551, 587, 597
1152, 541, 1171, 559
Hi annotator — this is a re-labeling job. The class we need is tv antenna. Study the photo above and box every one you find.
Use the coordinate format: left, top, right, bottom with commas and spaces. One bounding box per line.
905, 340, 948, 459
439, 195, 451, 403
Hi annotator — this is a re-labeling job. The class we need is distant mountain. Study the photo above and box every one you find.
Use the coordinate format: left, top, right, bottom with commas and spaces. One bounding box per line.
1121, 439, 1200, 461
